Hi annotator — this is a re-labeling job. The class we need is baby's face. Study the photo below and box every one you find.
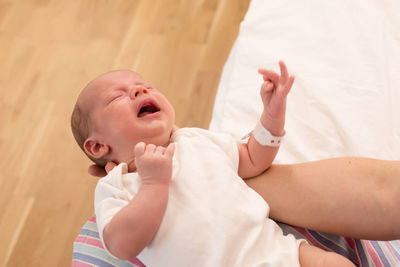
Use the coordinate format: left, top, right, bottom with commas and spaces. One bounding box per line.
82, 70, 175, 164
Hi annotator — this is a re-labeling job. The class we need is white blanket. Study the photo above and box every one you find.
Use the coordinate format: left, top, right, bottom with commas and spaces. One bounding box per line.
209, 0, 400, 163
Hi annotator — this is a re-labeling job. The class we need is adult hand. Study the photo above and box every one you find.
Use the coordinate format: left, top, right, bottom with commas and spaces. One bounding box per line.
88, 161, 117, 177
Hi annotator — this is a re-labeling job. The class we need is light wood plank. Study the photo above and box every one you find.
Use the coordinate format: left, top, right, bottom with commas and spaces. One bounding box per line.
0, 0, 250, 266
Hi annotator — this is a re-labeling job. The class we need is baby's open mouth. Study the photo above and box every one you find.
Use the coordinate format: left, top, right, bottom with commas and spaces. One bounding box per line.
137, 102, 160, 118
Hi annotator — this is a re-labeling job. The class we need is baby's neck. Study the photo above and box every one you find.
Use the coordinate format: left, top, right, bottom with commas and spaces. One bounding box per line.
126, 125, 180, 173
171, 124, 180, 136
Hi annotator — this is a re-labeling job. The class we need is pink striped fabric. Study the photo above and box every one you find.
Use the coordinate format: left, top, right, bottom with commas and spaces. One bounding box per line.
73, 216, 400, 266
73, 216, 145, 267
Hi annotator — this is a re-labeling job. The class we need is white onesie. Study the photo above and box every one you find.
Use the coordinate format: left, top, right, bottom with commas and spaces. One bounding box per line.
95, 127, 304, 267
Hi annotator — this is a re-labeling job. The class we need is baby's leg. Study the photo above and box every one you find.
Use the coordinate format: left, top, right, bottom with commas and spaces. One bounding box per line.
299, 243, 355, 267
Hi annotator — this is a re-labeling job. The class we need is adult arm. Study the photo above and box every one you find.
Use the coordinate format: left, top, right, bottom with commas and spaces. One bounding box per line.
91, 152, 400, 240
245, 157, 400, 240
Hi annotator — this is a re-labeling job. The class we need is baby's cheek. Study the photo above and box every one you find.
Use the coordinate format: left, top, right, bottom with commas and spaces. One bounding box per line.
110, 123, 139, 149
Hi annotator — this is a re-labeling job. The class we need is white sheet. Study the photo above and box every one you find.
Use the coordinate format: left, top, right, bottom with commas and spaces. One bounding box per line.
209, 0, 400, 163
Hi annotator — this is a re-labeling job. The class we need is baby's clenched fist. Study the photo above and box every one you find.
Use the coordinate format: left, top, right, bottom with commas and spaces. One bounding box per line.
134, 142, 175, 186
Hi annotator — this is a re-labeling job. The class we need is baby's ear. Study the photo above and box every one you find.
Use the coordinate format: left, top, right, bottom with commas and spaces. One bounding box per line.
83, 138, 110, 159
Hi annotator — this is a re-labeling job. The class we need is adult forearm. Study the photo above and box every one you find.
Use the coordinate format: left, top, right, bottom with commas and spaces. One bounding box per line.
245, 157, 400, 240
104, 184, 169, 260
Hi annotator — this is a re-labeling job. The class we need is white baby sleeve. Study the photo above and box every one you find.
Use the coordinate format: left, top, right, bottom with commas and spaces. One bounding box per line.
94, 163, 135, 256
205, 130, 239, 171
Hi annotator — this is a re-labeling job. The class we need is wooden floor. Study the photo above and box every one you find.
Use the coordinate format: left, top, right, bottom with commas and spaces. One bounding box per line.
0, 0, 250, 266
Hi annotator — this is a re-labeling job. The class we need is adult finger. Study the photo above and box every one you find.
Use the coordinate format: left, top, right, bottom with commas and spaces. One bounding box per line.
105, 161, 118, 173
88, 164, 107, 177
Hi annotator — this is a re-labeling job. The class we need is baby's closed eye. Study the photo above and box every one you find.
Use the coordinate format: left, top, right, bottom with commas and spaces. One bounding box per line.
111, 94, 123, 102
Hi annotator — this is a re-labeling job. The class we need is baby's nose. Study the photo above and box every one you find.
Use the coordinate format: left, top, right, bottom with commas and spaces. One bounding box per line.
130, 85, 149, 99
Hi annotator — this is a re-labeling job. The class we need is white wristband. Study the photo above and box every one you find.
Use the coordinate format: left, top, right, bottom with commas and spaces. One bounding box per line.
252, 121, 285, 147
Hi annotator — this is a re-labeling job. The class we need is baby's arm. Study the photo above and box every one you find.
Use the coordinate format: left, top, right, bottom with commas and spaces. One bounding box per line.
103, 142, 175, 260
238, 61, 294, 178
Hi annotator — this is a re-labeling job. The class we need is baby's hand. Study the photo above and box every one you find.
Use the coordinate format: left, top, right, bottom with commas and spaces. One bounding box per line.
134, 142, 175, 186
258, 61, 295, 120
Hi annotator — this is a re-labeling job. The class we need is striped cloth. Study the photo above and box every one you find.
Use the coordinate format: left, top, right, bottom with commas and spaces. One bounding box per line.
72, 217, 145, 267
73, 216, 400, 267
278, 223, 400, 267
